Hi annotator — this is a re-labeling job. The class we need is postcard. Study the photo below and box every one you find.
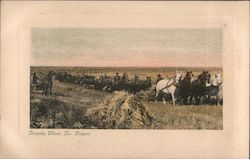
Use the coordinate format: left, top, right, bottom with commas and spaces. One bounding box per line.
1, 1, 249, 158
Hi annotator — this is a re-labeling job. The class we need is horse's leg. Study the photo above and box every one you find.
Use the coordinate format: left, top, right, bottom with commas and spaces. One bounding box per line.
45, 84, 49, 96
42, 86, 45, 95
216, 95, 219, 106
183, 96, 187, 105
189, 94, 193, 105
207, 96, 211, 105
195, 95, 199, 105
49, 87, 52, 96
162, 98, 166, 105
188, 95, 192, 105
171, 93, 175, 107
43, 88, 46, 95
50, 83, 53, 95
198, 96, 201, 105
155, 92, 159, 103
175, 95, 180, 105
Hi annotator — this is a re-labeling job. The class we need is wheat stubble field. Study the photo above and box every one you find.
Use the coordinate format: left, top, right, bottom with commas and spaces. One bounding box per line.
30, 67, 223, 129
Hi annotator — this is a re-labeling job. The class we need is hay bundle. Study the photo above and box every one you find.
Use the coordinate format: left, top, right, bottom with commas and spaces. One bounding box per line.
86, 91, 153, 129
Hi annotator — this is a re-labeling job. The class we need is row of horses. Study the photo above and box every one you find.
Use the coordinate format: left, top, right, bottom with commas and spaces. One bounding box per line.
55, 72, 152, 93
31, 71, 152, 94
155, 71, 223, 106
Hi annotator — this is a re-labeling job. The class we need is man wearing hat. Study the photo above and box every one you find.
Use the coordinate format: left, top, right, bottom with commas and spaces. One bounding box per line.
156, 74, 163, 84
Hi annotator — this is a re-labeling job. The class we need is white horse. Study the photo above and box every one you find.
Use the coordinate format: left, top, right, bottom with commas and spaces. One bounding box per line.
155, 72, 183, 106
211, 73, 223, 105
210, 73, 222, 86
218, 84, 223, 105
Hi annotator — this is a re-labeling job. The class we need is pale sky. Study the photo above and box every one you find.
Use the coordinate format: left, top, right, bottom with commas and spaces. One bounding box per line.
32, 28, 222, 67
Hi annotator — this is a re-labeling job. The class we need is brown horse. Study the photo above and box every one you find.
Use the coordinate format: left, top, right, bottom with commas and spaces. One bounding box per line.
190, 70, 211, 105
178, 71, 193, 105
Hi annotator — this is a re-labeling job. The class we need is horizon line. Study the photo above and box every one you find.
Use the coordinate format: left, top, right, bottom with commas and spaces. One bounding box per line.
30, 65, 222, 68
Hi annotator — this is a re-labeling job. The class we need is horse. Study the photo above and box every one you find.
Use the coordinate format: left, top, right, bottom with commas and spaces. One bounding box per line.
190, 70, 211, 105
31, 71, 55, 95
203, 84, 222, 105
94, 75, 104, 90
103, 76, 115, 92
177, 71, 193, 105
30, 72, 41, 90
129, 75, 140, 94
210, 73, 222, 87
155, 72, 184, 106
203, 73, 223, 105
120, 73, 129, 91
139, 76, 152, 91
40, 71, 55, 95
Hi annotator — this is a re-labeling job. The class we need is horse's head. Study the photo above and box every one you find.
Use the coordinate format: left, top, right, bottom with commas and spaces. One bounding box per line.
133, 75, 139, 83
180, 71, 186, 81
211, 73, 222, 86
199, 70, 211, 87
121, 73, 128, 82
200, 70, 210, 82
47, 71, 57, 80
145, 76, 152, 87
146, 76, 151, 81
122, 73, 127, 78
175, 72, 184, 84
186, 71, 194, 80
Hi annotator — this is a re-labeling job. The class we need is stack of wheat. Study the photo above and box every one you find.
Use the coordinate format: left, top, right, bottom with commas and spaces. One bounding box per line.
86, 91, 153, 129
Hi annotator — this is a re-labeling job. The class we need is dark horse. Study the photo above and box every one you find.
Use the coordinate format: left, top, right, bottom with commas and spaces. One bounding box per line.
129, 75, 140, 94
203, 83, 222, 105
178, 71, 193, 105
190, 70, 211, 105
120, 73, 129, 91
41, 71, 54, 95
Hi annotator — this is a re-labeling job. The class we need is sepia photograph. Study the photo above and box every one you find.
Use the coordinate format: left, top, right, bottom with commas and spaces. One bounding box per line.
30, 28, 223, 129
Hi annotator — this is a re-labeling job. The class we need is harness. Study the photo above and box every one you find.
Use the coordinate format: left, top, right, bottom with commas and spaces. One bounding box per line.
158, 75, 177, 92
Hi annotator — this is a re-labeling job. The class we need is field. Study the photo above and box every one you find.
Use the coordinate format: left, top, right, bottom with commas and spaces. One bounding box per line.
30, 67, 223, 129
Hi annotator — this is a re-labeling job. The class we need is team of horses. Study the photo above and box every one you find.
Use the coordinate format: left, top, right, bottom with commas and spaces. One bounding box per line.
31, 70, 223, 106
155, 71, 223, 106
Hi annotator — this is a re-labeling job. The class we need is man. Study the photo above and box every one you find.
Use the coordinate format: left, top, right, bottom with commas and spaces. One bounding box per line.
113, 72, 120, 90
156, 74, 163, 84
114, 72, 120, 83
32, 72, 39, 84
